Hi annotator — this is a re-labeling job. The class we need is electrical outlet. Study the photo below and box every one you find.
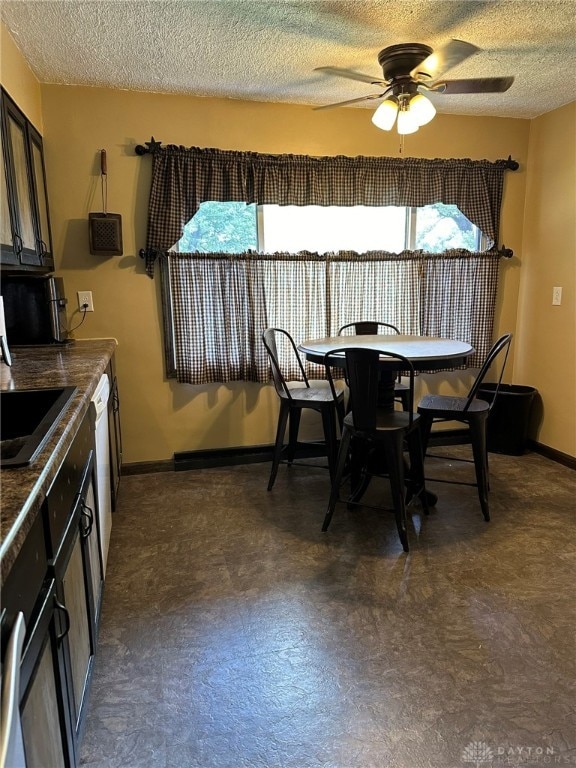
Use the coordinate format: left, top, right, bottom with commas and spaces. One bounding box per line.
552, 287, 562, 306
77, 291, 94, 312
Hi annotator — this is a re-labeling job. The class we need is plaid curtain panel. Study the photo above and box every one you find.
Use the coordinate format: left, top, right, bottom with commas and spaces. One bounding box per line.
144, 146, 508, 276
166, 249, 500, 384
420, 250, 500, 367
146, 145, 508, 383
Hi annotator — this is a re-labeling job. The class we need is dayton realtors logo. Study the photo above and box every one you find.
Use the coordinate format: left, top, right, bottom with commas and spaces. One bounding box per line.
461, 742, 572, 766
462, 742, 494, 767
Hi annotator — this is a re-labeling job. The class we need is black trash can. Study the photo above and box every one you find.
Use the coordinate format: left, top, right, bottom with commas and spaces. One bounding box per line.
477, 383, 537, 455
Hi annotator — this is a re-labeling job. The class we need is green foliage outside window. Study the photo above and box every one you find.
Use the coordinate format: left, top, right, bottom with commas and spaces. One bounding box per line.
179, 202, 257, 253
415, 204, 478, 251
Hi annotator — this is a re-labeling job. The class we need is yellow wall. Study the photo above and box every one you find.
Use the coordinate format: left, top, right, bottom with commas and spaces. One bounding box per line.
0, 23, 43, 130
5, 20, 573, 463
36, 84, 532, 462
516, 102, 576, 457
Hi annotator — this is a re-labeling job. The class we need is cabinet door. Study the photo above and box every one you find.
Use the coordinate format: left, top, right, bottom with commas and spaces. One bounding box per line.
28, 124, 54, 271
2, 94, 38, 266
21, 638, 66, 768
56, 465, 103, 742
59, 529, 92, 734
19, 581, 75, 768
0, 125, 19, 266
0, 89, 53, 273
80, 474, 104, 625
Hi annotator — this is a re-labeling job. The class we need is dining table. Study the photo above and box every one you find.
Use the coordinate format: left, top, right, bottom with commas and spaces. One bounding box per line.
298, 334, 475, 505
299, 334, 475, 410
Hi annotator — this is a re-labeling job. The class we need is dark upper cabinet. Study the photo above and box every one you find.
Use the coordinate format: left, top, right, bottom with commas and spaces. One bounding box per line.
0, 88, 54, 272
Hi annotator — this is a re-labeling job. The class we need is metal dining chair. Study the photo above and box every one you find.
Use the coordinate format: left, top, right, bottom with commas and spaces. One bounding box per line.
338, 321, 410, 410
262, 328, 345, 491
322, 345, 429, 553
417, 333, 513, 521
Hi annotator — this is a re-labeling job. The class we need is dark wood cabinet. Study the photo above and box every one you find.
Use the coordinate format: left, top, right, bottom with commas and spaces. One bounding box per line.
0, 88, 54, 273
1, 413, 104, 768
0, 511, 74, 767
47, 416, 103, 761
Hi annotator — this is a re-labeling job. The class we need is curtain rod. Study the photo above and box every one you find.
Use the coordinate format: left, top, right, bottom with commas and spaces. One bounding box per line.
134, 138, 519, 171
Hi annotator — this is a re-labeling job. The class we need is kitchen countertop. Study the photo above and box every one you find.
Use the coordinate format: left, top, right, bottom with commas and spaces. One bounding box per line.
1, 339, 117, 581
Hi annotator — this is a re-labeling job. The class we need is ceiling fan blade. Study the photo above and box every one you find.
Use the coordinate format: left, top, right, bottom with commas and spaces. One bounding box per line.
313, 93, 386, 111
411, 39, 479, 81
436, 76, 515, 94
314, 66, 387, 86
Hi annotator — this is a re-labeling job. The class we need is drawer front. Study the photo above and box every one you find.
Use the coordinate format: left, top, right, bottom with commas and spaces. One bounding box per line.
46, 415, 92, 559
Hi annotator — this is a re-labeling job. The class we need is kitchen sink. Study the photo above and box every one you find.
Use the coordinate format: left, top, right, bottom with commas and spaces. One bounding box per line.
0, 386, 77, 468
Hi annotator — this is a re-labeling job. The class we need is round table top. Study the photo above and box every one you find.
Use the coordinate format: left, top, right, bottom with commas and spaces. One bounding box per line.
299, 334, 475, 370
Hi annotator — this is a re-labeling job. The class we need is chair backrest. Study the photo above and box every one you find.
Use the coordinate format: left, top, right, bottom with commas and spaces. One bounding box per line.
465, 333, 513, 412
338, 322, 403, 386
324, 346, 415, 431
262, 328, 309, 399
338, 321, 401, 336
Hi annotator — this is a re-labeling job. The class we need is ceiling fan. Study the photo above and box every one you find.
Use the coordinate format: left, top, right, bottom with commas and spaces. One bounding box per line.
314, 39, 514, 134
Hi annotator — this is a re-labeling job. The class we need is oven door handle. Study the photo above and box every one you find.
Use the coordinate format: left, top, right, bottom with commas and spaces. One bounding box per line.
0, 611, 27, 768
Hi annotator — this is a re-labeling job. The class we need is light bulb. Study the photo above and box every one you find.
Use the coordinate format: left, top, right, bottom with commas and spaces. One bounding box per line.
409, 93, 436, 126
371, 98, 398, 131
397, 107, 419, 135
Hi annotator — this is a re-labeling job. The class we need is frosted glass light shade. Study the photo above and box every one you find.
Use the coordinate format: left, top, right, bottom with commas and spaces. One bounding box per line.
410, 93, 436, 126
371, 98, 398, 131
397, 108, 419, 135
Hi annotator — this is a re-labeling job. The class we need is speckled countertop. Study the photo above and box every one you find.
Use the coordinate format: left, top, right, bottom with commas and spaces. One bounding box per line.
1, 339, 117, 580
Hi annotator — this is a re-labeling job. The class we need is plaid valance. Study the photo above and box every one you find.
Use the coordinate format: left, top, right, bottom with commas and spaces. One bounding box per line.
144, 146, 509, 276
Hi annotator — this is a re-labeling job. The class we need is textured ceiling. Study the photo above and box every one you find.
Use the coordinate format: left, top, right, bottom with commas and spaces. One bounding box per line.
2, 0, 576, 119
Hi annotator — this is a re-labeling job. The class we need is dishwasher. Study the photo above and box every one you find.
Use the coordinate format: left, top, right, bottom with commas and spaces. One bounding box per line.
90, 373, 112, 574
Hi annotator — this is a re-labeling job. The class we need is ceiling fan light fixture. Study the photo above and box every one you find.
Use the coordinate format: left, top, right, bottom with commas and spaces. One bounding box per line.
396, 105, 419, 135
409, 92, 436, 126
371, 97, 398, 131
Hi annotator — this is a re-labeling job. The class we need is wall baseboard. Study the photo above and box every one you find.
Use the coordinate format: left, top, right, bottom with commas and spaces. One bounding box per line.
173, 441, 326, 471
527, 439, 576, 470
121, 459, 174, 475
121, 433, 574, 476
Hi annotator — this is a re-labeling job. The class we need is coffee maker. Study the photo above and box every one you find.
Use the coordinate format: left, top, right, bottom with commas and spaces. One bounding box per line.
1, 275, 69, 346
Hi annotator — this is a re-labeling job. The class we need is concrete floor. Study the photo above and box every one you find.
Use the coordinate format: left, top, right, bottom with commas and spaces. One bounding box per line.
80, 448, 576, 768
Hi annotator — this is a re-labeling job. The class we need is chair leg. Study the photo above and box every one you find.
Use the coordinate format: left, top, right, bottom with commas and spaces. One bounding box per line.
418, 413, 434, 455
398, 389, 411, 412
268, 400, 290, 491
384, 435, 409, 553
335, 397, 345, 432
406, 428, 429, 516
321, 405, 339, 482
287, 407, 301, 465
347, 438, 371, 505
469, 415, 490, 521
322, 427, 351, 531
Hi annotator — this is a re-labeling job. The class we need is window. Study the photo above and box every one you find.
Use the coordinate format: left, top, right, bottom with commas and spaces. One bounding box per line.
146, 147, 508, 384
165, 201, 492, 382
176, 202, 486, 254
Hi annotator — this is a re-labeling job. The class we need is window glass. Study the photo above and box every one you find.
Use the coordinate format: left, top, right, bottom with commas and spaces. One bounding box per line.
260, 205, 406, 254
178, 201, 257, 253
177, 201, 482, 254
414, 203, 481, 251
